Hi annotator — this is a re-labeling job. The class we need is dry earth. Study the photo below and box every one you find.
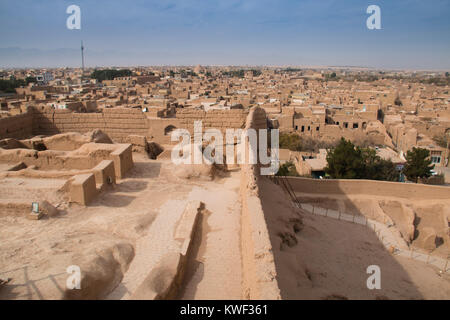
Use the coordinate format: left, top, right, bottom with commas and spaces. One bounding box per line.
259, 177, 450, 300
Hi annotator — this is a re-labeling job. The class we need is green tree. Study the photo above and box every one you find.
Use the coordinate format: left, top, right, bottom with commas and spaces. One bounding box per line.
90, 69, 132, 82
325, 138, 399, 181
0, 79, 26, 93
325, 138, 365, 179
403, 147, 434, 183
25, 76, 37, 84
276, 161, 299, 177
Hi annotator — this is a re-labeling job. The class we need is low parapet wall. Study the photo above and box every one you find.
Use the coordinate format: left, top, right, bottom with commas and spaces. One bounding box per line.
285, 177, 450, 200
239, 107, 281, 300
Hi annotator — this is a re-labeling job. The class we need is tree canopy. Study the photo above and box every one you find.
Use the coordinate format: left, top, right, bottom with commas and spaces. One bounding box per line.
276, 161, 299, 177
90, 69, 133, 82
403, 147, 434, 183
325, 138, 398, 181
0, 77, 35, 93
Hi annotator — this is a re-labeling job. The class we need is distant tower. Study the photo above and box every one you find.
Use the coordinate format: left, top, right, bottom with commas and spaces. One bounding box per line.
81, 40, 85, 71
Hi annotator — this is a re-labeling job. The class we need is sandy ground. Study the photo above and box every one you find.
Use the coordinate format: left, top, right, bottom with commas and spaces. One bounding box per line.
259, 177, 450, 300
0, 154, 242, 300
0, 163, 15, 172
0, 177, 66, 205
3, 150, 447, 300
295, 192, 450, 258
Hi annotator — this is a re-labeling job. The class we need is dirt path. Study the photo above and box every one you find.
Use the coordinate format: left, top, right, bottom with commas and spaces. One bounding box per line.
179, 172, 243, 300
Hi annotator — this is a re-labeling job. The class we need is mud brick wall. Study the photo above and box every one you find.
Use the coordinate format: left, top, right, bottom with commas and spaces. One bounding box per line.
31, 107, 250, 143
176, 109, 249, 134
0, 113, 33, 140
251, 106, 268, 130
31, 107, 149, 143
286, 176, 450, 200
239, 107, 281, 300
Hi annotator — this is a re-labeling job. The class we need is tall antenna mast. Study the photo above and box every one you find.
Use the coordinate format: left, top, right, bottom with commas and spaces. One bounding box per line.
81, 40, 85, 71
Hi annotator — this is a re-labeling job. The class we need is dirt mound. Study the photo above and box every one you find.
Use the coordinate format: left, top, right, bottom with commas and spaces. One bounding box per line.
18, 130, 113, 152
379, 201, 415, 243
171, 163, 217, 180
69, 143, 116, 157
38, 200, 59, 217
64, 243, 134, 300
131, 254, 181, 300
412, 204, 449, 255
86, 130, 113, 144
415, 227, 438, 251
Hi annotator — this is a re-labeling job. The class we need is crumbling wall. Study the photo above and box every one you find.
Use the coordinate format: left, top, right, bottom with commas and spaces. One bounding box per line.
0, 143, 133, 181
31, 107, 149, 143
30, 107, 250, 145
0, 112, 33, 140
239, 106, 281, 300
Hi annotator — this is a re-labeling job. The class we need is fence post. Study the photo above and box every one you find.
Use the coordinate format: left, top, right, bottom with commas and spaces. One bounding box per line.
312, 205, 315, 215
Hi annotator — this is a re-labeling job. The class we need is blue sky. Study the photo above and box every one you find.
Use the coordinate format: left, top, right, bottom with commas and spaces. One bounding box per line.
0, 0, 449, 69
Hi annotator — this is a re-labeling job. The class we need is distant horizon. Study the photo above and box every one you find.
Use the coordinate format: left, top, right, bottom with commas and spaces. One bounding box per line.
1, 52, 448, 73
